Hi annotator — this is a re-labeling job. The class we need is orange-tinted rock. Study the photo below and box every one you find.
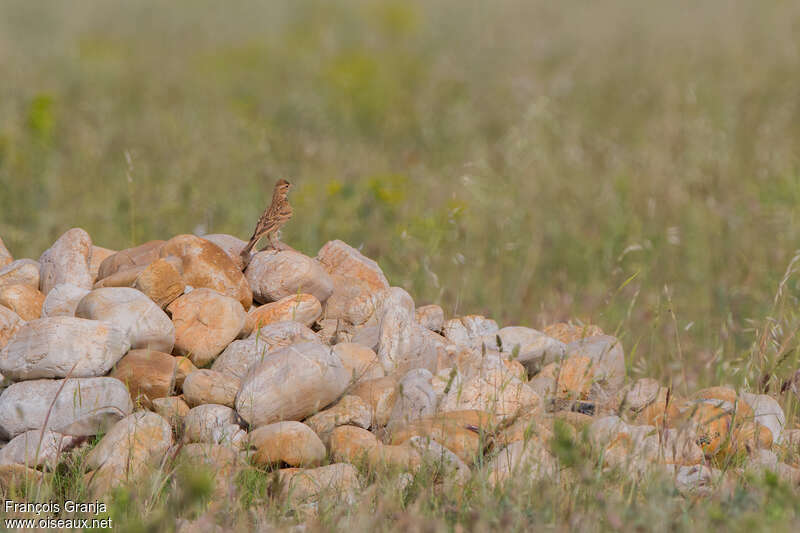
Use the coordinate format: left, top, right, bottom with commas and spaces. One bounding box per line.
160, 234, 252, 309
330, 425, 379, 463
689, 403, 731, 455
168, 289, 247, 366
98, 240, 165, 281
243, 294, 322, 336
182, 370, 241, 408
134, 257, 186, 309
93, 266, 145, 288
0, 306, 22, 350
201, 234, 249, 271
0, 259, 40, 290
110, 349, 177, 407
543, 322, 604, 344
415, 304, 445, 332
555, 356, 595, 400
390, 410, 493, 465
349, 376, 398, 427
333, 343, 384, 384
0, 284, 44, 321
174, 357, 197, 390
317, 240, 389, 321
89, 246, 116, 283
249, 421, 326, 467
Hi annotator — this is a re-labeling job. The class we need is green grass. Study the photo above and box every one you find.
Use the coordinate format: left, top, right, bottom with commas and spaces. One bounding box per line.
3, 0, 800, 529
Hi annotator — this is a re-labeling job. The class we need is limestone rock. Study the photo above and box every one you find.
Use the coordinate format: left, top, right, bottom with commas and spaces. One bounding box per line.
86, 411, 172, 471
740, 392, 785, 445
245, 250, 333, 305
0, 464, 44, 495
88, 246, 116, 283
278, 463, 361, 505
387, 369, 437, 429
38, 228, 93, 295
152, 396, 191, 427
333, 342, 384, 384
183, 404, 246, 448
176, 443, 242, 496
174, 357, 197, 389
317, 240, 389, 321
543, 322, 604, 344
249, 421, 326, 467
440, 363, 541, 422
98, 240, 165, 281
348, 286, 414, 328
317, 240, 389, 293
0, 430, 79, 470
0, 317, 130, 380
0, 377, 133, 440
481, 326, 566, 372
76, 287, 175, 352
0, 259, 40, 290
134, 257, 186, 309
168, 289, 246, 367
0, 306, 22, 351
390, 410, 490, 465
110, 349, 177, 406
243, 294, 322, 335
330, 425, 379, 463
442, 315, 499, 350
415, 304, 445, 332
85, 411, 172, 495
41, 283, 90, 317
349, 376, 398, 428
93, 266, 145, 288
564, 335, 626, 393
304, 395, 372, 444
0, 237, 11, 268
160, 234, 252, 308
236, 342, 350, 427
0, 284, 44, 321
488, 439, 558, 485
212, 322, 318, 380
201, 234, 249, 271
183, 370, 241, 408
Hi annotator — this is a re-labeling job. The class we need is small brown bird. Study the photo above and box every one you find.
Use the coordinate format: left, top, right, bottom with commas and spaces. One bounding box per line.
240, 179, 293, 264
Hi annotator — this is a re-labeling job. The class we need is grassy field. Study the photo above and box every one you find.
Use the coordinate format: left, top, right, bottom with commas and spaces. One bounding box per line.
3, 1, 800, 530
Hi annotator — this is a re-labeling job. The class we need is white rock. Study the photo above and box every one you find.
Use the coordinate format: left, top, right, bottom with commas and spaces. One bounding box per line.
0, 305, 23, 351
439, 363, 540, 422
0, 259, 40, 290
86, 411, 172, 471
41, 283, 91, 317
415, 305, 445, 332
564, 335, 626, 392
387, 369, 437, 429
740, 392, 785, 444
488, 439, 557, 485
236, 342, 350, 427
76, 287, 175, 352
38, 228, 93, 295
245, 250, 333, 304
0, 377, 133, 440
481, 327, 566, 372
443, 315, 499, 350
0, 317, 130, 380
183, 404, 246, 448
212, 322, 318, 380
0, 430, 79, 469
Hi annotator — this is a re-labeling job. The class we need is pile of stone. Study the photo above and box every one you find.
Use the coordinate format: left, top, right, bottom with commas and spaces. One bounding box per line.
0, 229, 795, 509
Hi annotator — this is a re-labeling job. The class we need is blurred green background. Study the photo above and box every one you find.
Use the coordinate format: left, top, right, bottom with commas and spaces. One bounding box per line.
2, 0, 800, 389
